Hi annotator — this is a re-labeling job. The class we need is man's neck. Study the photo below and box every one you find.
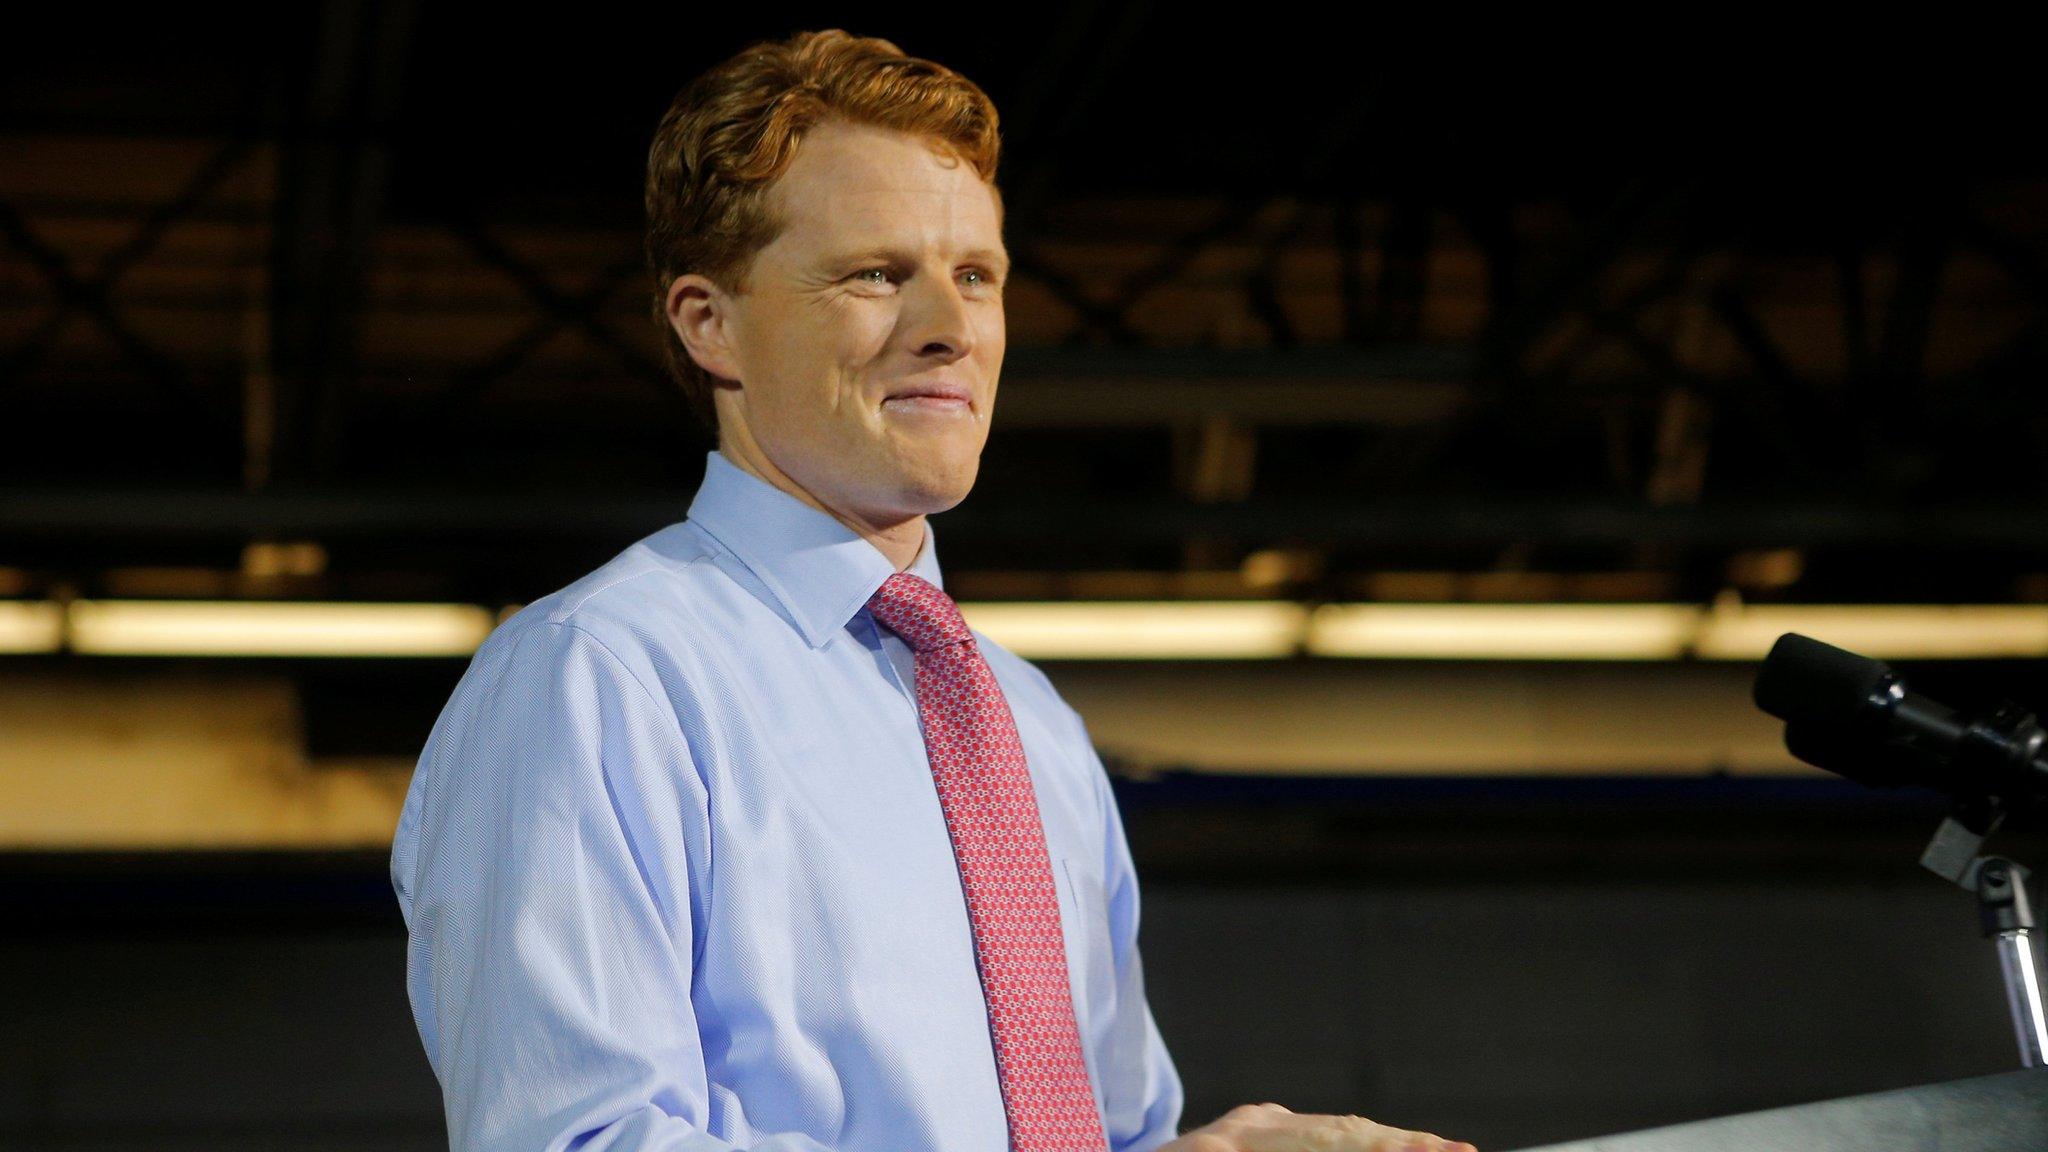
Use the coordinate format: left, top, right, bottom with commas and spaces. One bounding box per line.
716, 441, 926, 571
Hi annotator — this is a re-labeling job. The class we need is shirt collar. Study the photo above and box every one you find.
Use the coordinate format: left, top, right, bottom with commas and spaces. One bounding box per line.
685, 449, 946, 650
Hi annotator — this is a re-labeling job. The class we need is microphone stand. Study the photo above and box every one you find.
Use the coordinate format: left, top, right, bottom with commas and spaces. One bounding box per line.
1920, 796, 2048, 1067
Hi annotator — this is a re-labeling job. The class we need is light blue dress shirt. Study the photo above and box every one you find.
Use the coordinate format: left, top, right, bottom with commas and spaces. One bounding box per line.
390, 449, 1184, 1152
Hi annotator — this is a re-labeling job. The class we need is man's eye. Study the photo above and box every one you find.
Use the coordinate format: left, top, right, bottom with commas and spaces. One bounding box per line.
855, 268, 892, 284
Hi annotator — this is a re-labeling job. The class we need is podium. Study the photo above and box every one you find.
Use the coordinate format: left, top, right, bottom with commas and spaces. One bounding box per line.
1510, 1067, 2048, 1152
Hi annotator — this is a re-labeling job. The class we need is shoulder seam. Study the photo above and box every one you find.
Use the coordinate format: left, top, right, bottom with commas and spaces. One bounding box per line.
550, 526, 719, 622
551, 565, 663, 622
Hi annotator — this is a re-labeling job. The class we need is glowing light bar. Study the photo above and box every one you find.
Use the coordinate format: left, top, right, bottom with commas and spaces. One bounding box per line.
1692, 604, 2048, 660
961, 601, 1307, 660
2, 599, 2046, 661
0, 601, 64, 653
1307, 603, 1699, 660
66, 600, 497, 657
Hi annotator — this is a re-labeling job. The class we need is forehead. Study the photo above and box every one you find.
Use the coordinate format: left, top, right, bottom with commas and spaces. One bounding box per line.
763, 120, 1003, 249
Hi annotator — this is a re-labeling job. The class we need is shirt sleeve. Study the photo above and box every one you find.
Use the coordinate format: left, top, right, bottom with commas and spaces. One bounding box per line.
1080, 714, 1187, 1152
389, 619, 836, 1152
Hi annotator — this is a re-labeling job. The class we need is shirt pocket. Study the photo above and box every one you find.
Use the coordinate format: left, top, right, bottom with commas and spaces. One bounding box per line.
1054, 853, 1117, 1040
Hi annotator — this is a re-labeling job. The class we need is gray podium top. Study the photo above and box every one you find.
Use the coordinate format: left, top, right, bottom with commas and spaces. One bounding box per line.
1510, 1068, 2048, 1152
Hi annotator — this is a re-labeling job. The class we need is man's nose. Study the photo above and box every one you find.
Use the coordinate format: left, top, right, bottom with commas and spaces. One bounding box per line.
901, 274, 975, 361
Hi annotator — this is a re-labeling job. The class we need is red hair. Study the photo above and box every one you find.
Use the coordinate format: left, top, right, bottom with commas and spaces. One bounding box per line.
645, 29, 1004, 434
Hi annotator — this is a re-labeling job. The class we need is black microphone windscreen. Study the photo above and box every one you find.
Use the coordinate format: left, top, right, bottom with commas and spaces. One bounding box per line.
1753, 632, 1892, 727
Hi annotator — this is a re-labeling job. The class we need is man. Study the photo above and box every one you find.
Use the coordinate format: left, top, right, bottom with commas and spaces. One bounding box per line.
390, 28, 1475, 1152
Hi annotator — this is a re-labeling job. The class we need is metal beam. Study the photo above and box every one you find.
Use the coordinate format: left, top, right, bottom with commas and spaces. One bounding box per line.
2, 485, 2045, 551
996, 346, 1474, 426
425, 224, 678, 426
265, 0, 417, 483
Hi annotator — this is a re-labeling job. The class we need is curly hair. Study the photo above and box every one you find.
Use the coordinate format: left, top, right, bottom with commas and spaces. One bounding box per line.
645, 29, 1004, 436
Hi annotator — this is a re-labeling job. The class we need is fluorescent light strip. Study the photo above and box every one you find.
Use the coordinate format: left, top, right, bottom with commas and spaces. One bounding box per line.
961, 601, 1307, 660
1693, 604, 2048, 661
1307, 603, 1699, 660
0, 601, 64, 653
1308, 603, 2048, 661
67, 600, 497, 657
4, 599, 2048, 660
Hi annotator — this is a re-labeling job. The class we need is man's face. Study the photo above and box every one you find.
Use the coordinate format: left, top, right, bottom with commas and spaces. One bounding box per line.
690, 119, 1009, 531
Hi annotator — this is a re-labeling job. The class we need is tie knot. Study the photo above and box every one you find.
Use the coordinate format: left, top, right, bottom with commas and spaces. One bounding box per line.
864, 571, 972, 653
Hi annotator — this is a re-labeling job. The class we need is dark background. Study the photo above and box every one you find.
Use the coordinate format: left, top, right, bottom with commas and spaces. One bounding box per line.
4, 4, 2046, 1149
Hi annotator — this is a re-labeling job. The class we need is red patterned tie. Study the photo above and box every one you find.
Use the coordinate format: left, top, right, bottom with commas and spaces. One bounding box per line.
865, 571, 1108, 1152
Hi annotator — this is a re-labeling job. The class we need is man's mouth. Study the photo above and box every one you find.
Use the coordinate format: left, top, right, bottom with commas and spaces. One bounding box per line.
882, 384, 973, 412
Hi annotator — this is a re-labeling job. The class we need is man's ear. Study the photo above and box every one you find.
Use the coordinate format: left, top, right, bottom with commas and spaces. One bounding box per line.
665, 272, 743, 384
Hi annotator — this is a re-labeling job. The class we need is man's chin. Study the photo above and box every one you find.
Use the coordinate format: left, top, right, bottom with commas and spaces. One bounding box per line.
892, 481, 974, 518
883, 462, 979, 518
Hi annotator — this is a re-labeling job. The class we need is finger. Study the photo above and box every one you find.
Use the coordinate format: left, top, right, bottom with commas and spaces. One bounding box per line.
1208, 1102, 1294, 1135
1229, 1113, 1462, 1152
1395, 1134, 1479, 1152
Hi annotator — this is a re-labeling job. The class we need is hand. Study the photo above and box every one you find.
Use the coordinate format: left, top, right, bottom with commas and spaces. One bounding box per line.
1157, 1102, 1478, 1152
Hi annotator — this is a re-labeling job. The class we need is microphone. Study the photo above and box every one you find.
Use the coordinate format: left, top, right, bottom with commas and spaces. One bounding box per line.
1753, 632, 2048, 810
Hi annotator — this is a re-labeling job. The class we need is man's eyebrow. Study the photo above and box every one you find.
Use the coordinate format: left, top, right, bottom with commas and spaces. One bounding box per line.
825, 246, 909, 268
962, 247, 1012, 276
